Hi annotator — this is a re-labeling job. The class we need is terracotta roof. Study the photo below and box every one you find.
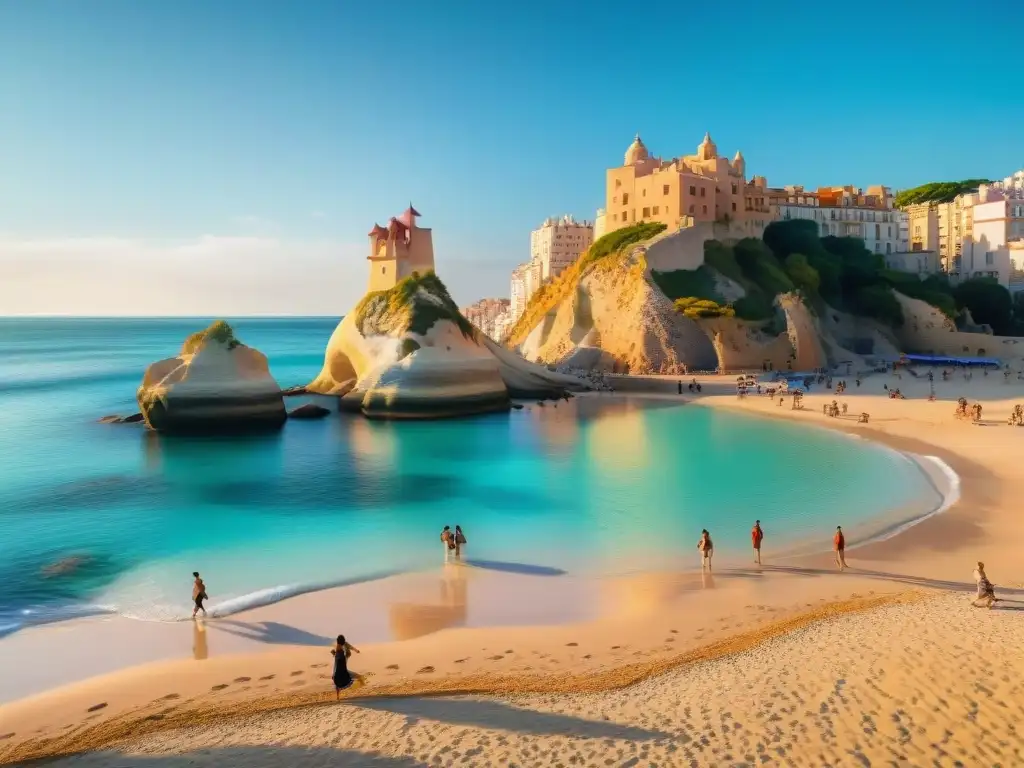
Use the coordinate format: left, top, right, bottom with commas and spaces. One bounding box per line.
368, 223, 387, 236
399, 205, 421, 227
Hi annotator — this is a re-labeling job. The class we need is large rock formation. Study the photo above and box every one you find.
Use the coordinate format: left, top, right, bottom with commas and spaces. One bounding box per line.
505, 223, 926, 375
137, 321, 287, 434
308, 272, 586, 419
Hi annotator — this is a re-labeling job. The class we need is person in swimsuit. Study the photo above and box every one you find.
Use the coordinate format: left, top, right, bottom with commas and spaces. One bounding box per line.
972, 562, 998, 608
697, 529, 713, 571
751, 520, 764, 565
834, 526, 848, 571
192, 571, 208, 618
454, 525, 467, 558
331, 634, 361, 699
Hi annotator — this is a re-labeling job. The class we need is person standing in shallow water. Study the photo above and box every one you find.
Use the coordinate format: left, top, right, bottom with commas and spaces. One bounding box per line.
440, 526, 455, 562
697, 529, 713, 570
751, 520, 764, 565
192, 571, 208, 618
454, 525, 467, 558
834, 526, 848, 571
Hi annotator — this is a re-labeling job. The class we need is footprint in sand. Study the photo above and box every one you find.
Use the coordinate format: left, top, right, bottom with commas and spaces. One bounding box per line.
417, 666, 435, 674
611, 645, 621, 650
310, 663, 327, 669
292, 680, 306, 686
0, 733, 14, 741
211, 684, 229, 691
159, 693, 181, 701
670, 629, 678, 634
488, 655, 504, 661
259, 674, 275, 681
583, 654, 592, 659
504, 649, 513, 654
665, 637, 675, 642
233, 677, 251, 683
86, 703, 107, 713
566, 642, 578, 647
290, 670, 304, 677
386, 664, 400, 670
453, 658, 468, 664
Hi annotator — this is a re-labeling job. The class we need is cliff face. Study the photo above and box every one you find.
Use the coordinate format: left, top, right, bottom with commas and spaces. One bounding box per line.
892, 294, 1024, 362
137, 321, 287, 434
308, 272, 586, 419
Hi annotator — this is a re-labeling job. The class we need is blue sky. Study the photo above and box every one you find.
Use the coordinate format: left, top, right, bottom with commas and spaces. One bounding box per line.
1, 0, 1021, 315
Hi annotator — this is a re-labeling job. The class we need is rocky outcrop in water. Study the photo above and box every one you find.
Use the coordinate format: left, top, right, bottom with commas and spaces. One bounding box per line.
307, 272, 588, 419
136, 321, 287, 434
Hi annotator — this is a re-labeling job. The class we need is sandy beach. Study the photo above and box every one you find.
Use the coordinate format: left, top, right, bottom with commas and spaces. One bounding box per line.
3, 369, 1024, 766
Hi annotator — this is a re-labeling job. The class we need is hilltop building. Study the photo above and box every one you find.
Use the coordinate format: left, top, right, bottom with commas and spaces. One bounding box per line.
602, 132, 772, 239
531, 215, 593, 282
366, 205, 435, 293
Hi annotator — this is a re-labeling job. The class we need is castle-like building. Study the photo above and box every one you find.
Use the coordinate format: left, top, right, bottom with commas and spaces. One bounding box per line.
366, 204, 435, 292
596, 133, 772, 239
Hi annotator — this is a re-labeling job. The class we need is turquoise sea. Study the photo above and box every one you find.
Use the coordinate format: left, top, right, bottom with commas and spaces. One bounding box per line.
0, 317, 945, 635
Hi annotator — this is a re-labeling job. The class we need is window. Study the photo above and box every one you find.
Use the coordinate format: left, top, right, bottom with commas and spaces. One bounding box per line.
689, 185, 696, 195
886, 242, 891, 254
731, 202, 737, 212
874, 243, 881, 254
612, 196, 618, 203
688, 204, 694, 213
875, 224, 880, 239
702, 205, 708, 215
615, 180, 622, 189
622, 193, 629, 204
731, 184, 737, 194
642, 207, 650, 217
381, 266, 386, 274
986, 251, 994, 265
700, 188, 706, 198
642, 189, 646, 197
663, 185, 670, 195
653, 205, 660, 214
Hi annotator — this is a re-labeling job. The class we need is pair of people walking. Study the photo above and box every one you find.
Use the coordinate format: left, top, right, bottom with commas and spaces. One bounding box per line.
440, 525, 467, 561
699, 522, 763, 570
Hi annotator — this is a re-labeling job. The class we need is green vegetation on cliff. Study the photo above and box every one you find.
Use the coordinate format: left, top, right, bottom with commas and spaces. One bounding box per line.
894, 179, 992, 208
506, 222, 666, 346
674, 297, 735, 320
181, 320, 241, 356
353, 271, 474, 340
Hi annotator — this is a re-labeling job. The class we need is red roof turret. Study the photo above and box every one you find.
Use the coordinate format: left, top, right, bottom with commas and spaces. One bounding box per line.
368, 223, 387, 237
399, 204, 421, 228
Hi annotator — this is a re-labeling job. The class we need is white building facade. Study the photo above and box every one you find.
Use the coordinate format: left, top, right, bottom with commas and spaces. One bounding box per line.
530, 215, 594, 282
776, 202, 903, 255
953, 185, 1024, 287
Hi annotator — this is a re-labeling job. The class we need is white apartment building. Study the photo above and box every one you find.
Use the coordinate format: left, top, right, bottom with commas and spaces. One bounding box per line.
776, 200, 903, 255
994, 169, 1024, 193
530, 215, 594, 282
953, 185, 1024, 287
510, 263, 530, 323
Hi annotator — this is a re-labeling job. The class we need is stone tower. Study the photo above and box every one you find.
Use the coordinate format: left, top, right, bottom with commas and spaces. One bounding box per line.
366, 204, 436, 292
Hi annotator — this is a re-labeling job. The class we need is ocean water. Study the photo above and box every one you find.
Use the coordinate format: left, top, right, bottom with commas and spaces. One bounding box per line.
0, 317, 944, 634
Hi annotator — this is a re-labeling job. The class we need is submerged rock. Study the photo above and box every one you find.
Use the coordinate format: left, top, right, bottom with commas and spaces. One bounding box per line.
288, 403, 331, 420
136, 320, 287, 435
41, 555, 92, 578
98, 413, 144, 424
280, 385, 308, 397
308, 272, 587, 420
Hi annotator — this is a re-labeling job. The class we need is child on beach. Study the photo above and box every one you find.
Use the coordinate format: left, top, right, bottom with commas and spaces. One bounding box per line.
330, 634, 361, 699
972, 562, 998, 608
192, 571, 208, 618
697, 529, 714, 570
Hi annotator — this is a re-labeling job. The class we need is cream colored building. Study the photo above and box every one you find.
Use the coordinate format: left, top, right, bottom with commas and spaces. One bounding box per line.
462, 298, 511, 341
775, 184, 903, 255
509, 263, 530, 323
603, 133, 772, 239
953, 186, 1024, 286
531, 215, 593, 281
884, 249, 940, 276
366, 205, 435, 293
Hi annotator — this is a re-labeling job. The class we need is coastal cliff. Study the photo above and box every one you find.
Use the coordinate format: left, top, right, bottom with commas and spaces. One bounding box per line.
308, 272, 587, 419
505, 220, 974, 374
136, 320, 287, 434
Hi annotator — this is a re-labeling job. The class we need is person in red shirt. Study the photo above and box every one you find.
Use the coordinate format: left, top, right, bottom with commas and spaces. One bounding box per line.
833, 526, 847, 571
751, 520, 764, 565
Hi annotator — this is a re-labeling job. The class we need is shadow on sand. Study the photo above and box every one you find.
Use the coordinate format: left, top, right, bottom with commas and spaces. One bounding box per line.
461, 559, 567, 577
24, 746, 428, 767
352, 697, 670, 741
210, 620, 333, 646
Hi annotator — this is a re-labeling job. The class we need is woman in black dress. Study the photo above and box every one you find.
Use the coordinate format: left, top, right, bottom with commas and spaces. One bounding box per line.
331, 634, 360, 699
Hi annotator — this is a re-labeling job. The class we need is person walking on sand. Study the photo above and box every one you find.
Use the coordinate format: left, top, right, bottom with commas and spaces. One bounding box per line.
697, 529, 714, 570
191, 571, 208, 618
330, 634, 361, 699
751, 520, 764, 565
454, 525, 467, 558
440, 525, 455, 562
833, 526, 848, 571
972, 562, 998, 608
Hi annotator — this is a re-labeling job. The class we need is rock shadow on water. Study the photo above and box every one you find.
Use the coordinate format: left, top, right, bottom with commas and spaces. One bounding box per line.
19, 473, 170, 512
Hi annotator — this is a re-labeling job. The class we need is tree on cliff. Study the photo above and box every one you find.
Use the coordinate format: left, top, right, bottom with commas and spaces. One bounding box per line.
894, 180, 992, 208
953, 278, 1014, 335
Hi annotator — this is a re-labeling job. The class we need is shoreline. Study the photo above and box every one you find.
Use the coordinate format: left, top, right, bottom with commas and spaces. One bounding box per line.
2, 371, 1023, 764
